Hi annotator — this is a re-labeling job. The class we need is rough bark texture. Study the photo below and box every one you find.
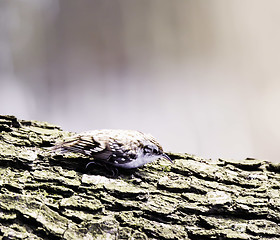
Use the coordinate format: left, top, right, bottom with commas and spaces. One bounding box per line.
0, 115, 280, 240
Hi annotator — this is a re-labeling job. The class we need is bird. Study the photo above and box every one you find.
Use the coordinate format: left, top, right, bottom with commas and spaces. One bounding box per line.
52, 129, 172, 169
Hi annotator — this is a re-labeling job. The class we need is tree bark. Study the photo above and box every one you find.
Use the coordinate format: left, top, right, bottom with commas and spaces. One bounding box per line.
0, 115, 280, 240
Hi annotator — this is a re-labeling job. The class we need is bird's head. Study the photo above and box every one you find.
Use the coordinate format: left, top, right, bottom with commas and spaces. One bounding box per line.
140, 134, 173, 164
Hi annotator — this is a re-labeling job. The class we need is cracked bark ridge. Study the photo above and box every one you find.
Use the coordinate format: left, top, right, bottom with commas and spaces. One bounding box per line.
0, 115, 280, 240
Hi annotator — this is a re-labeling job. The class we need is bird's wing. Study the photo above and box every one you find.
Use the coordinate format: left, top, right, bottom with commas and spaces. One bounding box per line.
53, 134, 112, 160
53, 133, 139, 166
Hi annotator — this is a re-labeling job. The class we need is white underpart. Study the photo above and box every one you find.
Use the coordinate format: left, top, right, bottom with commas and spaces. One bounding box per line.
118, 151, 160, 169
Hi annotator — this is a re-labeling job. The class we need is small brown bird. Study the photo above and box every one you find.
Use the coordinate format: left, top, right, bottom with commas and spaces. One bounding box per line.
53, 129, 172, 169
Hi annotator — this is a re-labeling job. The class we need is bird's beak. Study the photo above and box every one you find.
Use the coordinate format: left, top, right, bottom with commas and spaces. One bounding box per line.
162, 153, 173, 163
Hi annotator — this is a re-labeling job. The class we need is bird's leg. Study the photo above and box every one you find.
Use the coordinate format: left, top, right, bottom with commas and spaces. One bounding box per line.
85, 160, 119, 177
104, 164, 119, 177
85, 161, 98, 169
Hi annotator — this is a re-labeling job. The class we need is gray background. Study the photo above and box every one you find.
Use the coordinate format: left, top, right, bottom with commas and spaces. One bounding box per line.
1, 0, 280, 162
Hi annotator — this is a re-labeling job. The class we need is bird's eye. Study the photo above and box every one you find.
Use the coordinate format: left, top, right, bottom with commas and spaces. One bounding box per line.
153, 148, 158, 154
144, 146, 152, 153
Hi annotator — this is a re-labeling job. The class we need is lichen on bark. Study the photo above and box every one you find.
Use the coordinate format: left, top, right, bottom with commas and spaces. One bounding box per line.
0, 115, 280, 240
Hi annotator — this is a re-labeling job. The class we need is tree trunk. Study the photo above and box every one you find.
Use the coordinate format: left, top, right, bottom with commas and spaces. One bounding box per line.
0, 115, 280, 240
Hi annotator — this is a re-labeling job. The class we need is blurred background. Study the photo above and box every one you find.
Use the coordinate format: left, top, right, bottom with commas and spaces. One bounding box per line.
1, 0, 280, 162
